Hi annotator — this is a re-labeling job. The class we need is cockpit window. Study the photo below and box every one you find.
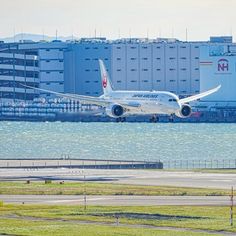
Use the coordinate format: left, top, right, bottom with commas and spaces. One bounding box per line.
169, 98, 177, 102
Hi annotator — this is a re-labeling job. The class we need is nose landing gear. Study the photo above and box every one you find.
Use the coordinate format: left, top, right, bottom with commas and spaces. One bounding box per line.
169, 114, 174, 122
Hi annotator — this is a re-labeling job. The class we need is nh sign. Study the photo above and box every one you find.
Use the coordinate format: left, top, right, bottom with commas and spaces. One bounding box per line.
218, 59, 229, 72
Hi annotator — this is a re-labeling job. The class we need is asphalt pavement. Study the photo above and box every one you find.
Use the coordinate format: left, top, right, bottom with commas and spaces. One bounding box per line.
0, 195, 233, 206
0, 168, 236, 189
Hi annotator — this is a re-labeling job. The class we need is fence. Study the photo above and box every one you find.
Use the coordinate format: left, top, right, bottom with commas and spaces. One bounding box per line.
0, 158, 163, 169
162, 159, 236, 169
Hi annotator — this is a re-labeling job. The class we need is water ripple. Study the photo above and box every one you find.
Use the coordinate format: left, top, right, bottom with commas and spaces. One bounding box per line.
0, 122, 235, 161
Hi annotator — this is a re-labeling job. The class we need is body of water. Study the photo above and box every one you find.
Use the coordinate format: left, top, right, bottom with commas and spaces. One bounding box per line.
0, 122, 235, 161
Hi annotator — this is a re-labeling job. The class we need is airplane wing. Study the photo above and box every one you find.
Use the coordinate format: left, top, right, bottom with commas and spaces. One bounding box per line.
179, 85, 221, 104
20, 84, 111, 106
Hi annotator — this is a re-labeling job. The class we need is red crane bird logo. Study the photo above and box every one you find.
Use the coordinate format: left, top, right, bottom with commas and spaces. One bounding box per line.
102, 75, 107, 88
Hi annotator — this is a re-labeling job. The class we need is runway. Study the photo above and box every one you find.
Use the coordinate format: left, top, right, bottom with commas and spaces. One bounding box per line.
0, 195, 233, 206
0, 168, 236, 189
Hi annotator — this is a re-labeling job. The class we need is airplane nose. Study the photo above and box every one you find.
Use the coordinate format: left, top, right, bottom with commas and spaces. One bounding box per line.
177, 102, 181, 109
173, 102, 181, 111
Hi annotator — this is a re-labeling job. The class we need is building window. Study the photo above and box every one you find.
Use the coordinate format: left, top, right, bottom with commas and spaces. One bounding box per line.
195, 68, 199, 70
85, 47, 90, 50
46, 72, 50, 74
59, 60, 63, 62
180, 57, 186, 60
169, 46, 175, 49
86, 92, 90, 94
156, 80, 161, 82
94, 81, 99, 83
46, 82, 50, 85
131, 69, 136, 71
181, 68, 187, 71
156, 69, 161, 71
142, 69, 148, 71
142, 46, 148, 49
46, 60, 50, 62
130, 46, 136, 49
181, 91, 187, 93
195, 79, 199, 82
142, 80, 148, 82
104, 47, 108, 49
169, 57, 175, 60
104, 58, 108, 61
85, 58, 90, 61
94, 69, 98, 72
180, 46, 186, 48
131, 58, 136, 60
59, 71, 63, 74
117, 58, 121, 60
181, 79, 187, 82
85, 81, 90, 83
59, 82, 63, 85
116, 46, 121, 49
46, 49, 50, 52
142, 58, 148, 60
117, 69, 121, 71
195, 57, 199, 59
85, 69, 90, 72
59, 49, 63, 51
169, 68, 175, 71
131, 80, 137, 82
195, 46, 199, 49
117, 80, 121, 83
93, 58, 98, 61
170, 80, 175, 82
93, 47, 98, 49
156, 46, 161, 49
195, 90, 199, 93
156, 57, 161, 60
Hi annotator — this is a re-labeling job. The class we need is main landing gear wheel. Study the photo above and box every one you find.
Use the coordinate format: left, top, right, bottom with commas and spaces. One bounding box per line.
116, 117, 126, 122
150, 115, 159, 123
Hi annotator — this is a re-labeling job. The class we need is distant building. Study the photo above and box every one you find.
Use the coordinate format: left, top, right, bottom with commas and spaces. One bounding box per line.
64, 38, 201, 96
0, 36, 235, 108
0, 42, 39, 101
0, 41, 67, 102
199, 44, 236, 105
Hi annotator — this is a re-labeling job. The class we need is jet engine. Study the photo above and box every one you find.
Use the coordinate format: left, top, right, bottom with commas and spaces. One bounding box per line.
175, 104, 192, 118
105, 104, 125, 118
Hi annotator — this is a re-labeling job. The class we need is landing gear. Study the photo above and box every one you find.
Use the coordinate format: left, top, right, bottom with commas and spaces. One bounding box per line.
169, 114, 174, 122
150, 115, 159, 123
116, 117, 126, 122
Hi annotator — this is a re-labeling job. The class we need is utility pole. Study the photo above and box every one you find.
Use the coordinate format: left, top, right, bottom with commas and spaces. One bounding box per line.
185, 28, 188, 42
83, 170, 87, 211
230, 186, 234, 226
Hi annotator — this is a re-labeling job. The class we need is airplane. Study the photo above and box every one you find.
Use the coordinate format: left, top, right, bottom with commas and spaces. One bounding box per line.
22, 59, 221, 121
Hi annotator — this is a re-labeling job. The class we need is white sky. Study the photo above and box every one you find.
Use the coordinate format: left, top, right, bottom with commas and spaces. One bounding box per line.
0, 0, 235, 41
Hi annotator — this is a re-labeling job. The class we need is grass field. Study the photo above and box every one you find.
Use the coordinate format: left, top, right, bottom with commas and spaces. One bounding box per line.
0, 218, 218, 236
0, 181, 233, 196
0, 204, 235, 236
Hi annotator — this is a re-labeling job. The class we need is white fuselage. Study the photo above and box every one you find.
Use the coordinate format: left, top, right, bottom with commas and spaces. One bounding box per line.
102, 90, 181, 116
